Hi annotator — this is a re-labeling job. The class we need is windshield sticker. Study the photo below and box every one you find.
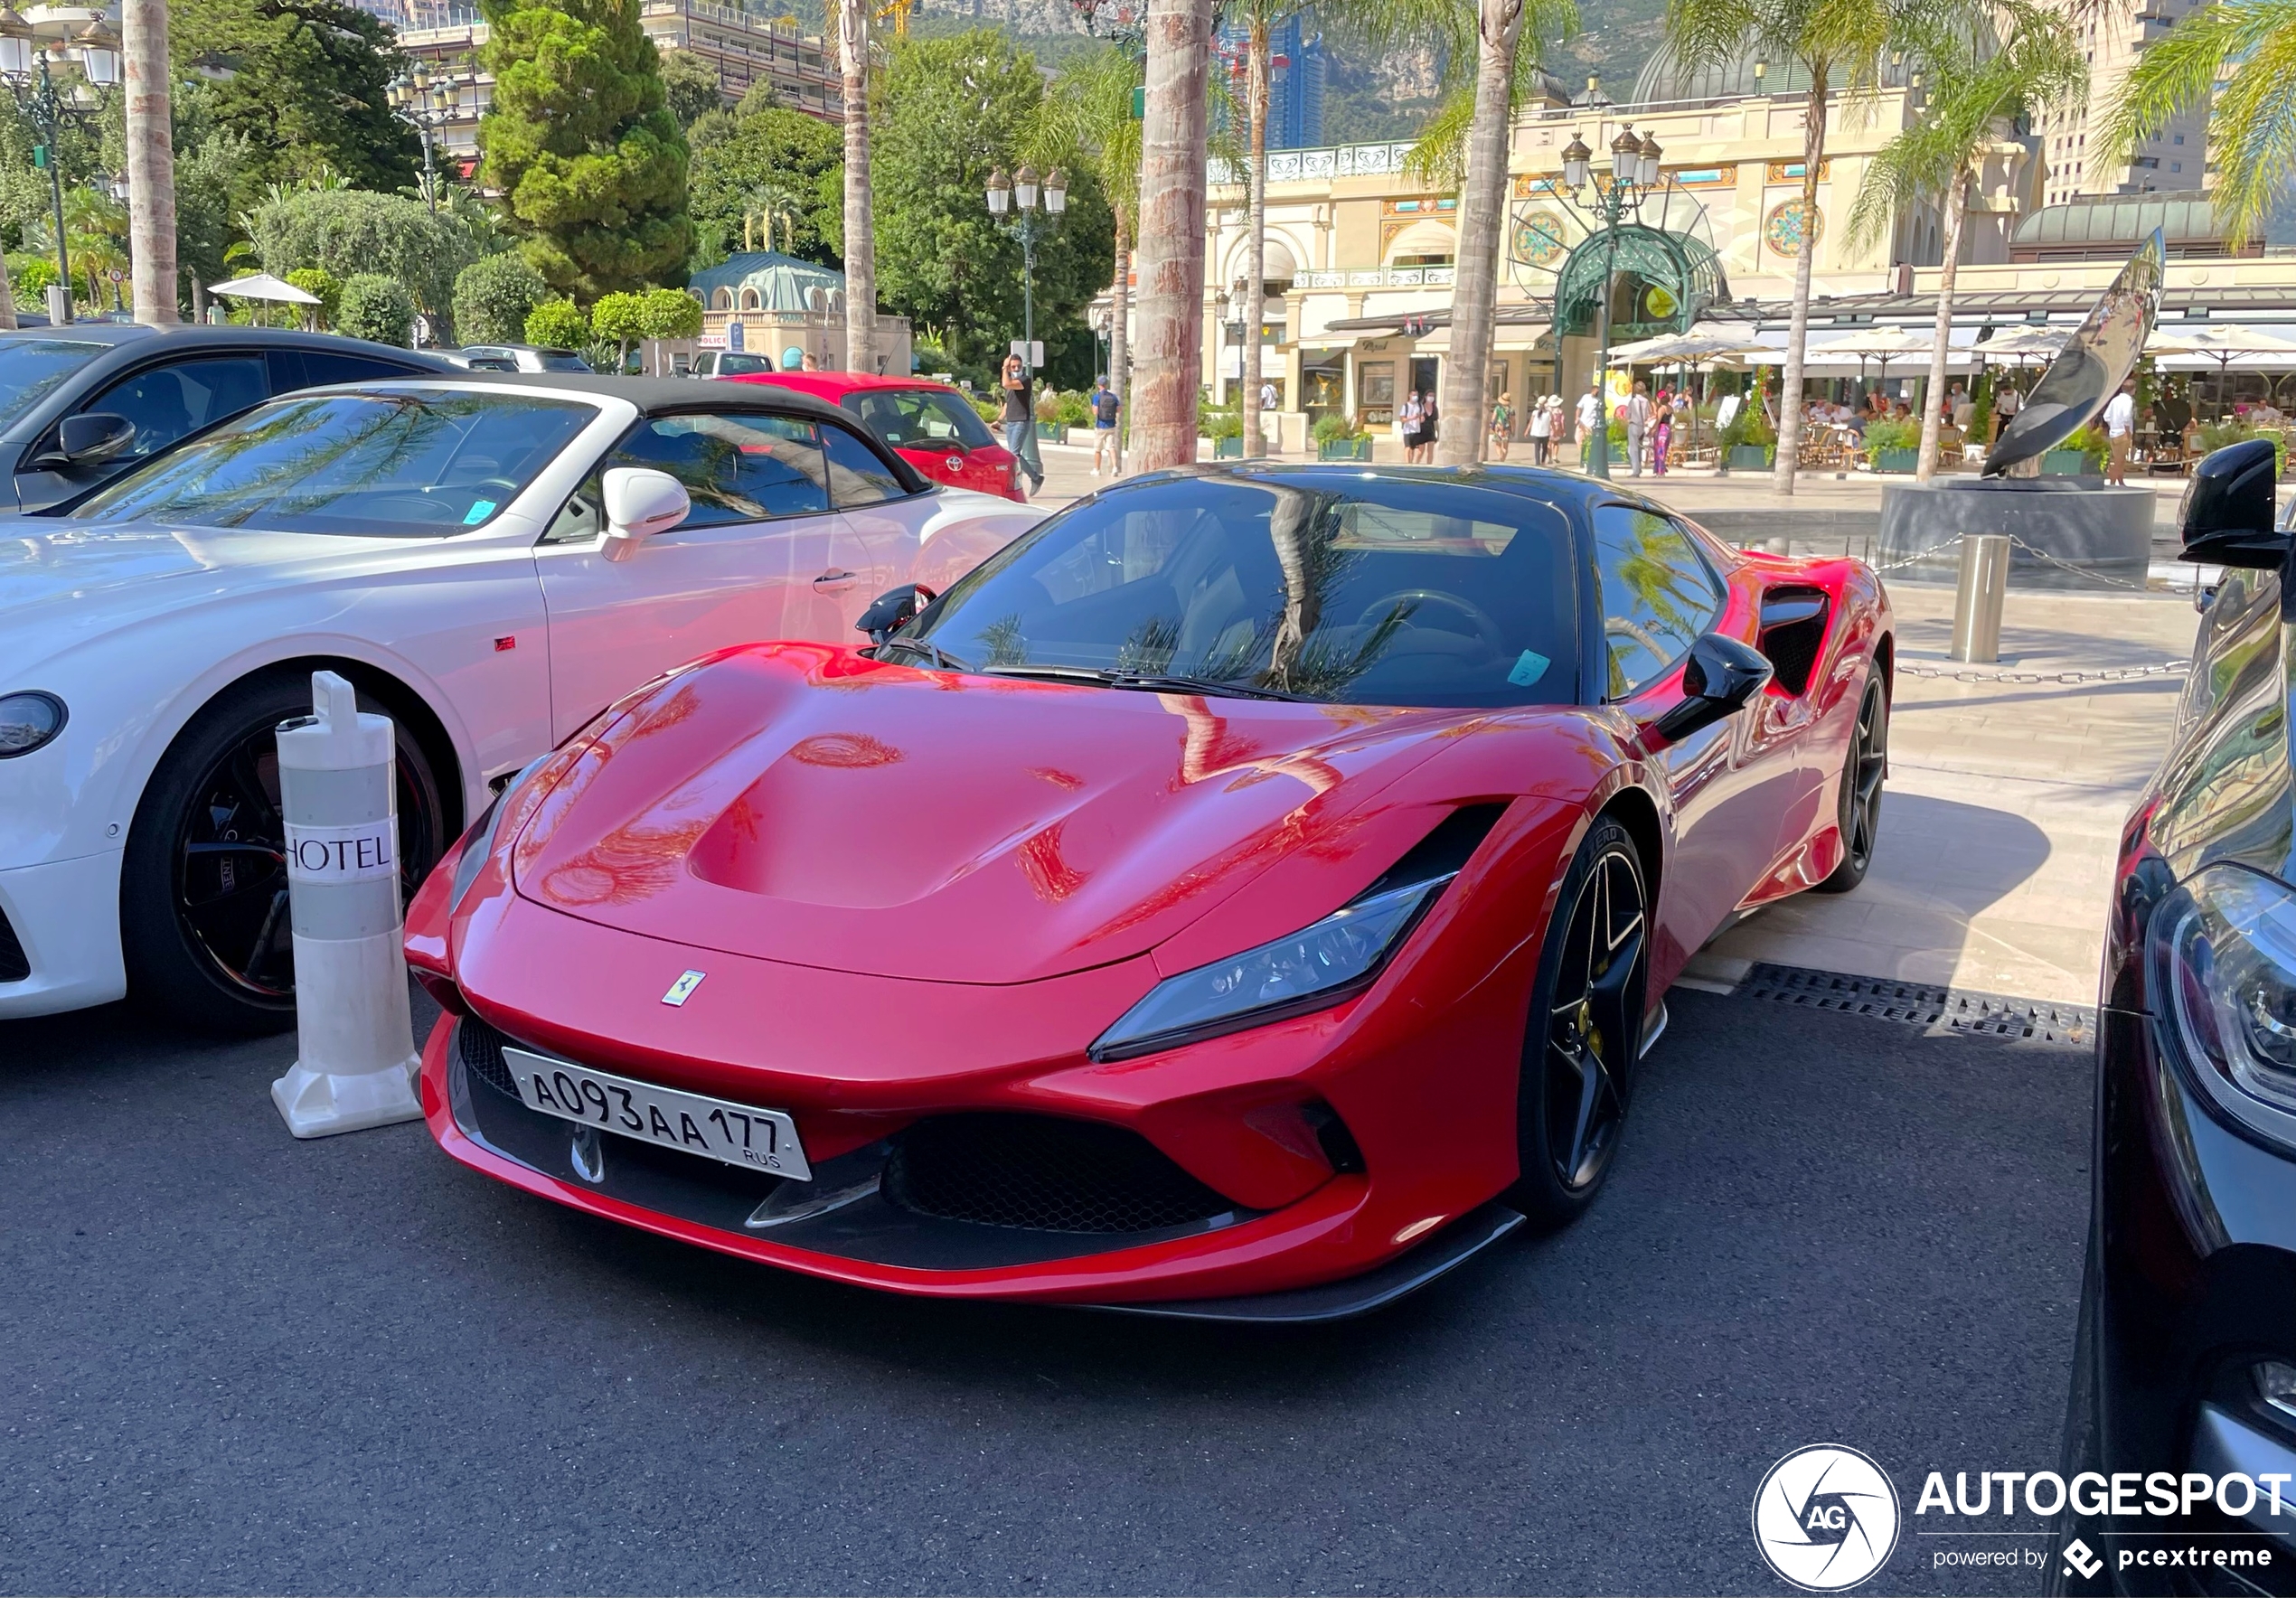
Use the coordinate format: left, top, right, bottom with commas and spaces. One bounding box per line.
1508, 650, 1551, 688
462, 499, 497, 525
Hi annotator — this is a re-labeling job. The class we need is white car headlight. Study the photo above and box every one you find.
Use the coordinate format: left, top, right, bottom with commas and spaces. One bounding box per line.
0, 691, 65, 758
2152, 863, 2296, 1147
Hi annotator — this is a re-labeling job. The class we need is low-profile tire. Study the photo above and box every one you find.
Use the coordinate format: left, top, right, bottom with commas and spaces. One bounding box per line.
1812, 677, 1887, 895
1506, 815, 1651, 1231
120, 669, 448, 1035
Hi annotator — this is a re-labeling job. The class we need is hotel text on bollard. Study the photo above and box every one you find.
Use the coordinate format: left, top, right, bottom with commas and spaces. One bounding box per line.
268, 671, 424, 1138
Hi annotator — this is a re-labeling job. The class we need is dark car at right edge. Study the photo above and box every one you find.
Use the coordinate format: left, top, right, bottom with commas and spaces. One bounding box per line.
2065, 437, 2296, 1593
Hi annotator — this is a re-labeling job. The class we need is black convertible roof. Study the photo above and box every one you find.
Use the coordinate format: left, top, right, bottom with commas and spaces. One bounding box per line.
440, 370, 854, 428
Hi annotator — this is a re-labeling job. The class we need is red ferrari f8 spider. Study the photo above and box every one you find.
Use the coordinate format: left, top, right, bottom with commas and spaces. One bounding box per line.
407, 464, 1892, 1321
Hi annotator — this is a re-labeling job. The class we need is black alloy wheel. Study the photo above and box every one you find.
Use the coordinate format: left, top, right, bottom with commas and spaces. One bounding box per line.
1815, 678, 1887, 894
121, 671, 447, 1034
1509, 816, 1650, 1230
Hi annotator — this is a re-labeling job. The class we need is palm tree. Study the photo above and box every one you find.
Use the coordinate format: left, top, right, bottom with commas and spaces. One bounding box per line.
1426, 0, 1580, 466
1220, 0, 1313, 457
1665, 0, 1915, 492
125, 0, 177, 324
837, 0, 878, 373
2098, 0, 2296, 249
1846, 2, 2084, 480
1033, 49, 1143, 472
1133, 0, 1219, 473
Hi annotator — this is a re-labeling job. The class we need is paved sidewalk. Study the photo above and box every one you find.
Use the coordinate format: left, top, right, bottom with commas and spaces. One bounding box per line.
1698, 580, 2200, 1004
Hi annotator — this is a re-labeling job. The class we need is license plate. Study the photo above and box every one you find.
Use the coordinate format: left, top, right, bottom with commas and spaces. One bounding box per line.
502, 1047, 813, 1180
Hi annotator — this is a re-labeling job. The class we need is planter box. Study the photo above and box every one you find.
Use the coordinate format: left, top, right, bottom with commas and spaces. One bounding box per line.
1870, 447, 1918, 474
1212, 435, 1245, 459
2040, 448, 2094, 475
1317, 437, 1373, 461
1727, 445, 1773, 470
1034, 422, 1068, 444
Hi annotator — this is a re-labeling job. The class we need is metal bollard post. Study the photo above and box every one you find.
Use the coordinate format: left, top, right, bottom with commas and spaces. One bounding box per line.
1763, 536, 1792, 556
1950, 533, 2010, 664
268, 671, 422, 1138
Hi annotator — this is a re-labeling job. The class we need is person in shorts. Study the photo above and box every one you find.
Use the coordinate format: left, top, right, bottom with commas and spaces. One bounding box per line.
1488, 391, 1513, 461
1089, 375, 1121, 475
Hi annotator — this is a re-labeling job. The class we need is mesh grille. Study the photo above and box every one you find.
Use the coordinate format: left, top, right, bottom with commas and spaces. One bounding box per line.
456, 1014, 522, 1095
0, 907, 25, 982
1741, 963, 2094, 1047
882, 1114, 1237, 1234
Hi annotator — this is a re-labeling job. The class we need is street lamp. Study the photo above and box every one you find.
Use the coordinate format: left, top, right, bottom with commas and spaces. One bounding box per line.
390, 69, 452, 214
983, 157, 1066, 485
0, 7, 120, 321
1548, 120, 1671, 477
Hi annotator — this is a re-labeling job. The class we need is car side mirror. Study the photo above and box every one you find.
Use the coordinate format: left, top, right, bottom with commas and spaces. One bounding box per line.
855, 583, 939, 645
2179, 438, 2287, 569
39, 411, 136, 469
1648, 633, 1774, 745
599, 467, 691, 562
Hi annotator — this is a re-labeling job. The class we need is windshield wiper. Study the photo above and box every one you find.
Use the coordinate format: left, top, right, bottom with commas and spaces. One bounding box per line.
877, 636, 972, 671
983, 664, 1314, 701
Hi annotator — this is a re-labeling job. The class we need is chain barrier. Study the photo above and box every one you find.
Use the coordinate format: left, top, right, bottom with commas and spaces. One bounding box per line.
1794, 532, 2155, 590
1898, 658, 2189, 685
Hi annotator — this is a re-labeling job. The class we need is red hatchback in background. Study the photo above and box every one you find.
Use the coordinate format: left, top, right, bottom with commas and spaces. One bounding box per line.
720, 371, 1026, 503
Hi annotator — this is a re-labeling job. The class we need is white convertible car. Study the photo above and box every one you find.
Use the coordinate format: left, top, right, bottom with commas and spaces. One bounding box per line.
0, 374, 1044, 1029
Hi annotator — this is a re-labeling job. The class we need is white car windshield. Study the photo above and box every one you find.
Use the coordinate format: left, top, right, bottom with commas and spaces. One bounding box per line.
73, 390, 594, 536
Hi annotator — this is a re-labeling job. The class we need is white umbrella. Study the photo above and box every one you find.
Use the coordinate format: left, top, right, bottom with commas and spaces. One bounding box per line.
209, 272, 322, 306
1976, 324, 2072, 362
1607, 326, 1770, 459
2146, 324, 2296, 418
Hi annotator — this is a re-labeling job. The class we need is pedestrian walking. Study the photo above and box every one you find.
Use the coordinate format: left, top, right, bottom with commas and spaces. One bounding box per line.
1399, 390, 1426, 463
1650, 389, 1673, 476
1529, 394, 1553, 465
1576, 385, 1602, 466
2104, 378, 2135, 485
1419, 393, 1440, 465
1000, 352, 1040, 495
1488, 391, 1513, 461
1089, 374, 1121, 476
1623, 381, 1652, 477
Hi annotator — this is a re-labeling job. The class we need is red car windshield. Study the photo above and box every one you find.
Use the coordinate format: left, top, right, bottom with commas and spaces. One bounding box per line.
903, 475, 1583, 708
839, 387, 997, 453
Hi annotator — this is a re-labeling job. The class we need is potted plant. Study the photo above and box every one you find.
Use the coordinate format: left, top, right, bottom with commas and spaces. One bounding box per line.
1861, 416, 1920, 473
1313, 411, 1370, 461
1036, 389, 1088, 445
1202, 395, 1245, 458
1720, 402, 1774, 471
2043, 422, 2109, 475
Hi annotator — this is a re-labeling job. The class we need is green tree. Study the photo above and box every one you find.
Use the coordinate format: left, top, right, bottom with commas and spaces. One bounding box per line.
169, 0, 421, 193
525, 296, 589, 349
455, 251, 551, 343
2099, 0, 2296, 249
637, 285, 703, 340
659, 48, 726, 128
687, 97, 844, 267
336, 271, 415, 344
477, 0, 692, 302
590, 288, 646, 366
251, 188, 477, 334
1847, 2, 2084, 479
1030, 49, 1141, 449
872, 31, 1114, 381
1665, 0, 1932, 491
284, 266, 341, 328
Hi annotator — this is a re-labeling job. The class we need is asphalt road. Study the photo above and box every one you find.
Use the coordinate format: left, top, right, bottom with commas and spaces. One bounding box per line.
0, 987, 2091, 1595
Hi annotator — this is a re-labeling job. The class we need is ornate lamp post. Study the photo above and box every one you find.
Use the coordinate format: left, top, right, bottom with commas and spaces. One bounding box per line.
388, 67, 452, 214
1551, 122, 1665, 478
0, 9, 120, 318
985, 161, 1067, 483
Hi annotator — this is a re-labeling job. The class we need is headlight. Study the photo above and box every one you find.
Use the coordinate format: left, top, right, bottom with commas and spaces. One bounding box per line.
1089, 875, 1453, 1063
0, 691, 65, 757
448, 754, 550, 910
2152, 863, 2296, 1148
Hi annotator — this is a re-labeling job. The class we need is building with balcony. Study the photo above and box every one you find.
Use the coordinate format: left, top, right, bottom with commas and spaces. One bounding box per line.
2036, 0, 2209, 203
687, 251, 912, 376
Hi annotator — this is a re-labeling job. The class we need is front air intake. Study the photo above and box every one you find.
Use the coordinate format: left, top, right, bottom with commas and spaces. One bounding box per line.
456, 1013, 522, 1096
0, 907, 27, 982
882, 1114, 1237, 1234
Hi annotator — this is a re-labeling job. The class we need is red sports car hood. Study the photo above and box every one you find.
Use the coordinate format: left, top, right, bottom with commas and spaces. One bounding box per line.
507, 644, 1482, 984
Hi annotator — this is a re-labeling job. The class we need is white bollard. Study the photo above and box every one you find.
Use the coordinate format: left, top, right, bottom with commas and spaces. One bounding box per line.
268, 671, 423, 1138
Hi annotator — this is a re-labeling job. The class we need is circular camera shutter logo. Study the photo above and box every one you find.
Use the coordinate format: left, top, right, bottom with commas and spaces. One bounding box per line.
1751, 1444, 1901, 1591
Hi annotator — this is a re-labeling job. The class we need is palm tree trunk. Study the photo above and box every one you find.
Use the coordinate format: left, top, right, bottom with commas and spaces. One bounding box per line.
1242, 23, 1270, 458
1771, 61, 1829, 495
838, 0, 876, 373
1133, 0, 1215, 473
1435, 0, 1526, 467
125, 0, 177, 325
1110, 208, 1132, 475
1914, 168, 1967, 484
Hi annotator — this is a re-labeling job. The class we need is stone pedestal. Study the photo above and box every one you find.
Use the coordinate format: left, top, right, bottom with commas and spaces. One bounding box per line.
1877, 479, 2155, 590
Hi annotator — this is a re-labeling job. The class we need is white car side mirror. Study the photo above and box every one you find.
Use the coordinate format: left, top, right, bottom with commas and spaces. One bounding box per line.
599, 466, 691, 562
